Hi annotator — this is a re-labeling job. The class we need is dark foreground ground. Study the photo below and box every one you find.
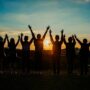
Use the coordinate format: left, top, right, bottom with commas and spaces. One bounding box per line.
0, 71, 90, 90
1, 49, 90, 90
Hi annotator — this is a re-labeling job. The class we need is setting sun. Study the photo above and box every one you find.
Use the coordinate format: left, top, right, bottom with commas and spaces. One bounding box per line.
43, 39, 52, 50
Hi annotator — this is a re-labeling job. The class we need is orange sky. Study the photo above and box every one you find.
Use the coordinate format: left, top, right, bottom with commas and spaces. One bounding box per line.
2, 32, 90, 50
4, 36, 81, 50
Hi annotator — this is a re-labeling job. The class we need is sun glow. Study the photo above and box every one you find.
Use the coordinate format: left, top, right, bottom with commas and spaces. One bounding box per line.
43, 39, 52, 50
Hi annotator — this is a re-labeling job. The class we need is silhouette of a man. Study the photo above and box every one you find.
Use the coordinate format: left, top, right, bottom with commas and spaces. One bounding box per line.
0, 35, 7, 71
49, 29, 64, 74
63, 35, 76, 74
28, 25, 50, 72
75, 35, 90, 75
20, 33, 33, 73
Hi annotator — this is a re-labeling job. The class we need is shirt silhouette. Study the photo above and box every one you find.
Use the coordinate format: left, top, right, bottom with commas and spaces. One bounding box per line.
0, 35, 7, 70
63, 35, 76, 74
49, 29, 64, 74
20, 33, 33, 73
75, 35, 90, 75
0, 35, 7, 57
28, 25, 50, 71
6, 34, 20, 71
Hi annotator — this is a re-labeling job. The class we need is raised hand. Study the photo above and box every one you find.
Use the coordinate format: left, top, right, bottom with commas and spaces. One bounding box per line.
49, 30, 52, 34
47, 26, 50, 30
21, 33, 23, 37
61, 29, 64, 34
18, 35, 20, 39
28, 25, 32, 30
5, 34, 8, 38
72, 35, 74, 38
74, 34, 77, 38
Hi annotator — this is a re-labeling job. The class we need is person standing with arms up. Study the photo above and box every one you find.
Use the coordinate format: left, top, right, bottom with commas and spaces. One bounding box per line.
0, 35, 7, 72
49, 29, 64, 75
63, 35, 76, 74
6, 34, 20, 73
20, 32, 33, 74
28, 25, 50, 72
75, 35, 90, 75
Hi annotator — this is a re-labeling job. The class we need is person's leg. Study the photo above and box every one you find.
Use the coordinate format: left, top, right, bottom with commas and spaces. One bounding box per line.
80, 59, 84, 75
39, 54, 42, 72
85, 59, 88, 75
27, 59, 30, 73
67, 58, 71, 74
34, 53, 39, 71
53, 59, 56, 74
57, 58, 60, 74
70, 57, 74, 74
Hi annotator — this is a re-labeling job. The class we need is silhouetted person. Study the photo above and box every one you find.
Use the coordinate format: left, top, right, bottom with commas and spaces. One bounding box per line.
6, 34, 20, 72
63, 35, 76, 74
49, 29, 64, 74
28, 25, 50, 72
75, 35, 90, 75
0, 35, 7, 71
20, 33, 33, 73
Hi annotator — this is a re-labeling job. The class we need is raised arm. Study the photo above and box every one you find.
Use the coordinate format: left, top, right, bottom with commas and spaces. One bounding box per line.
72, 35, 76, 45
20, 33, 24, 44
74, 35, 82, 45
3, 34, 7, 45
60, 29, 64, 43
15, 36, 20, 47
6, 34, 9, 44
28, 25, 36, 39
49, 30, 54, 44
63, 35, 67, 45
42, 26, 50, 40
29, 38, 33, 45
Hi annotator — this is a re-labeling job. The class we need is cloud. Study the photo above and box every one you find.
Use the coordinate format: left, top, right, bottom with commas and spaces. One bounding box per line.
0, 26, 45, 39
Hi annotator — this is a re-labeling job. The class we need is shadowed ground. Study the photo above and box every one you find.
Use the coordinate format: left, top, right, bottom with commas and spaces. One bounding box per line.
0, 49, 90, 90
0, 71, 90, 90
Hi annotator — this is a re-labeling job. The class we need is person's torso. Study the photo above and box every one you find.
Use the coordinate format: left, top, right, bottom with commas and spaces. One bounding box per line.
8, 43, 16, 56
34, 39, 43, 52
0, 42, 4, 56
66, 43, 75, 55
80, 43, 89, 56
53, 41, 61, 54
22, 42, 30, 51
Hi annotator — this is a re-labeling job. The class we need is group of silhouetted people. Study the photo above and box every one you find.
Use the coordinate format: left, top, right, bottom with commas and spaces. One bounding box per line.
0, 25, 90, 75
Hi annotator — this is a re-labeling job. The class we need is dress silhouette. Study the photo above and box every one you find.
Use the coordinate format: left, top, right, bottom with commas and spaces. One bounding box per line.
49, 30, 64, 74
28, 25, 50, 71
20, 33, 33, 73
75, 35, 90, 75
63, 35, 76, 74
6, 35, 20, 72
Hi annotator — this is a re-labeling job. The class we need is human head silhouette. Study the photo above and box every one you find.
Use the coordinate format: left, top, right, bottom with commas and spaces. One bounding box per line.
37, 34, 41, 39
55, 35, 59, 41
68, 37, 72, 43
0, 36, 3, 42
10, 38, 15, 44
24, 36, 28, 41
83, 39, 87, 44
